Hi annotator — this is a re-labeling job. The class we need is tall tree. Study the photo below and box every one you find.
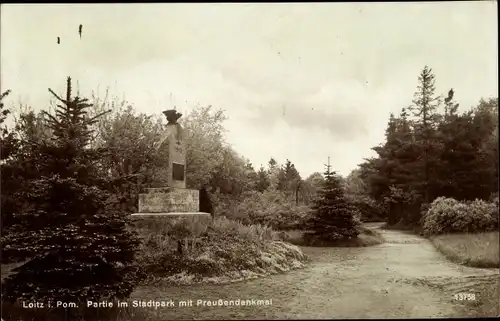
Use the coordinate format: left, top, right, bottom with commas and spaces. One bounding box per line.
2, 78, 143, 308
275, 166, 287, 191
408, 66, 441, 204
283, 159, 302, 203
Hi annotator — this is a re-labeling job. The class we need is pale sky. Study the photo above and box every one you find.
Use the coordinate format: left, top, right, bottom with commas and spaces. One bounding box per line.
1, 2, 498, 177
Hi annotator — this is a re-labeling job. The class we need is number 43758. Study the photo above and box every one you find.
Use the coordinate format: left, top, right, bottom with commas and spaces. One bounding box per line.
454, 292, 476, 301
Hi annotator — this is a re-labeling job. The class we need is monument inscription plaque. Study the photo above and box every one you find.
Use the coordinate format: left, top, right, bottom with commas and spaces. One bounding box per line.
172, 163, 185, 181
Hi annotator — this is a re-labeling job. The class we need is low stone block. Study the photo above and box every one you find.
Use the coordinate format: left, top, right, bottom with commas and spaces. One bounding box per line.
138, 187, 199, 213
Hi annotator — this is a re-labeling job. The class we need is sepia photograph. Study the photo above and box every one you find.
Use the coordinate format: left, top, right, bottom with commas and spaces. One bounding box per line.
0, 2, 498, 320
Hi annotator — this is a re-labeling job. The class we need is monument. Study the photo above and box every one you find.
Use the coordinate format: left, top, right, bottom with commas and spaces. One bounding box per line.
131, 109, 210, 217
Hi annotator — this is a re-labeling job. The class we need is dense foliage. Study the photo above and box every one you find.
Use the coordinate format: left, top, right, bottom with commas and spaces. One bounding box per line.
357, 66, 498, 228
1, 78, 143, 307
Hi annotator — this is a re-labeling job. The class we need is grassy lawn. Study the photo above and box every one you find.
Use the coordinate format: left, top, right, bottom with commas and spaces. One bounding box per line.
430, 232, 499, 268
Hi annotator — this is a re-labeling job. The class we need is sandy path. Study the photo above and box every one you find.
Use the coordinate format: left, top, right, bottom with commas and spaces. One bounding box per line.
132, 226, 499, 319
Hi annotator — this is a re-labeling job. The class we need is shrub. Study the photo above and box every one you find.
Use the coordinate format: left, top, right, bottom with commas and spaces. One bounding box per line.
423, 197, 497, 236
214, 190, 311, 230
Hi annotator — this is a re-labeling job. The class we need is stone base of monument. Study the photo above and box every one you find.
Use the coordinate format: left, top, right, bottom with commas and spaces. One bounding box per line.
132, 187, 210, 217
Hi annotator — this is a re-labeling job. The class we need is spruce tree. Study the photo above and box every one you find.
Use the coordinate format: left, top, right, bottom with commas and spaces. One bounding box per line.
2, 78, 144, 306
305, 157, 360, 242
408, 66, 441, 204
256, 165, 270, 192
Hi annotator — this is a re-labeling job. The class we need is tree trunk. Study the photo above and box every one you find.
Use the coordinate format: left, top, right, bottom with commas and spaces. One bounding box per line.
177, 240, 183, 255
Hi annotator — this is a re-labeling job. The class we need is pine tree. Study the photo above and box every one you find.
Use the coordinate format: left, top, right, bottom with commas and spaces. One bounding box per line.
276, 167, 287, 191
283, 159, 301, 202
256, 165, 270, 192
408, 66, 441, 204
305, 157, 360, 242
2, 78, 144, 307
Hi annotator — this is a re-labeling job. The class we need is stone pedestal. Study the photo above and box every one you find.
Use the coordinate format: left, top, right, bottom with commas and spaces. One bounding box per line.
138, 187, 199, 213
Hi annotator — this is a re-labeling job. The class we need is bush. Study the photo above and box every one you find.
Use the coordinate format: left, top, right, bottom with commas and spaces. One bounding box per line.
214, 190, 311, 230
423, 197, 497, 236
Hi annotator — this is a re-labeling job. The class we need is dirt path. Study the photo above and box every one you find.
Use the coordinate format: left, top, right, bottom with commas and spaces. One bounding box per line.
132, 226, 499, 319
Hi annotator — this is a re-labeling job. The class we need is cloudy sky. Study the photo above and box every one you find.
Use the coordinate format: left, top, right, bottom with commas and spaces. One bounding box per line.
1, 2, 498, 177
